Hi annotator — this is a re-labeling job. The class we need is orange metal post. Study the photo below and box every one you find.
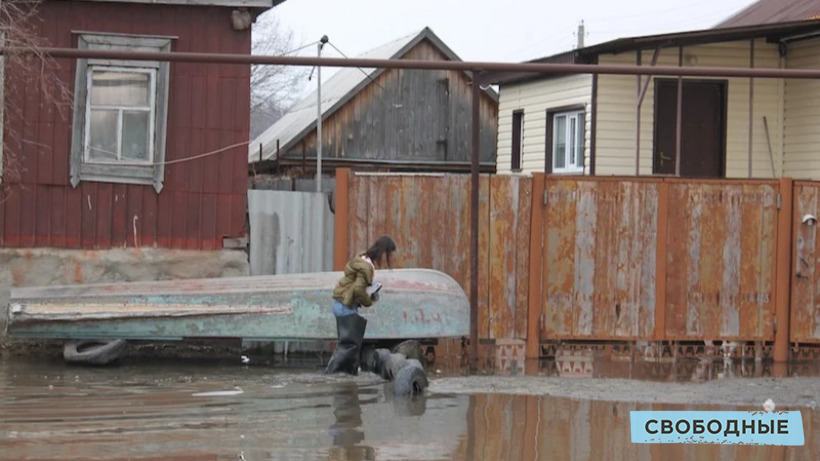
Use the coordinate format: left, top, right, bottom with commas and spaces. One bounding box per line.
333, 168, 351, 271
526, 173, 545, 359
654, 182, 669, 340
774, 177, 794, 363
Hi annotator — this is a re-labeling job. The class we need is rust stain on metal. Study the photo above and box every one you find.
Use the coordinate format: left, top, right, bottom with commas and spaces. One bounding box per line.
527, 174, 545, 358
478, 174, 492, 340
488, 176, 516, 340
664, 180, 777, 341
542, 179, 577, 338
515, 178, 533, 340
542, 179, 658, 340
791, 182, 820, 343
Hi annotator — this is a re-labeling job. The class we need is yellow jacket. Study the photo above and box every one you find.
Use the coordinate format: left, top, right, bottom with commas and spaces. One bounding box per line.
332, 254, 375, 308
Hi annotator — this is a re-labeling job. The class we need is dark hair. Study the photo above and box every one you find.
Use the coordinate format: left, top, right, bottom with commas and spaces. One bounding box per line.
366, 235, 397, 268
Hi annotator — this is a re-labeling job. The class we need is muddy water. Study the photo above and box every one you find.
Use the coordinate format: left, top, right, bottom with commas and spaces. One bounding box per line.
0, 358, 818, 460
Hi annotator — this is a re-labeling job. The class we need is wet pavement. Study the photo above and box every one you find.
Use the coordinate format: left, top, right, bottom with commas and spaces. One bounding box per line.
0, 356, 818, 460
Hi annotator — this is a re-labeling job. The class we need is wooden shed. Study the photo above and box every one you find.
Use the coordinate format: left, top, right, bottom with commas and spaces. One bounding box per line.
249, 27, 499, 175
1, 0, 281, 250
491, 18, 820, 179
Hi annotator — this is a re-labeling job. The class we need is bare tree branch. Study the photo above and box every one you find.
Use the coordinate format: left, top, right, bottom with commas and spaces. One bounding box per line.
249, 11, 309, 139
1, 0, 73, 187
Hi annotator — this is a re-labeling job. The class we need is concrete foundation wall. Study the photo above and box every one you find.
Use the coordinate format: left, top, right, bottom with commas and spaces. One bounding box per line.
1, 248, 249, 341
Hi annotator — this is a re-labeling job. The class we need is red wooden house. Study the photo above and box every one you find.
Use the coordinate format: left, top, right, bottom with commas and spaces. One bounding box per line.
1, 0, 282, 251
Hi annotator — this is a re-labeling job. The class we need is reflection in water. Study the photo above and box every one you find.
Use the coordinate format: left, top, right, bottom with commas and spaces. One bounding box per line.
454, 394, 820, 461
327, 382, 374, 460
0, 358, 817, 460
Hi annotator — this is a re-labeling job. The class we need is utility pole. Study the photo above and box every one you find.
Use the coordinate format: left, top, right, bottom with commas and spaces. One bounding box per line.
316, 35, 328, 193
577, 20, 585, 49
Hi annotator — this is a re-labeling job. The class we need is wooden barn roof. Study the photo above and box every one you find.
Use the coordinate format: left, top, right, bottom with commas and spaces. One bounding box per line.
249, 27, 497, 163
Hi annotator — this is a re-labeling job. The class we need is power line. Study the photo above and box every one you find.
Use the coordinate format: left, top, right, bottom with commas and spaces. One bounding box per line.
327, 41, 386, 92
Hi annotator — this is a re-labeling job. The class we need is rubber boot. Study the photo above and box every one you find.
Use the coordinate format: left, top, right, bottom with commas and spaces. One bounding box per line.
324, 314, 368, 375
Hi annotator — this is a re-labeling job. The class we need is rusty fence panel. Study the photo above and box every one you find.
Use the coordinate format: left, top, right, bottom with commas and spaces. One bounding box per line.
541, 178, 661, 340
347, 173, 531, 342
791, 181, 820, 344
663, 180, 779, 341
487, 175, 532, 340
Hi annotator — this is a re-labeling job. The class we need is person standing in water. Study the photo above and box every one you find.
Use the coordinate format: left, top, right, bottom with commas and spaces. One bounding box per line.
325, 235, 397, 375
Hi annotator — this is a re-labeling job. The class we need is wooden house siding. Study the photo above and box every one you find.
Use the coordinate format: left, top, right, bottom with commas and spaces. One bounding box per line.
496, 74, 592, 173
287, 40, 497, 165
596, 40, 783, 178
784, 37, 820, 179
2, 1, 251, 250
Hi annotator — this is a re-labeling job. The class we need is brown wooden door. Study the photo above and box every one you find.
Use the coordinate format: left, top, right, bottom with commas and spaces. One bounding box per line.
653, 80, 726, 178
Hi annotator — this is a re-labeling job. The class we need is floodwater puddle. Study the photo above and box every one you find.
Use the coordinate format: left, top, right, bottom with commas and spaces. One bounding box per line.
0, 357, 818, 460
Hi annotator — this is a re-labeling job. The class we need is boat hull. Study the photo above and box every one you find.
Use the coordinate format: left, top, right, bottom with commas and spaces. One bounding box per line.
5, 269, 469, 341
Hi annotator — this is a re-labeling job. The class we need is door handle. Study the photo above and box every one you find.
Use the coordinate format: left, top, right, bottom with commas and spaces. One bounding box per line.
659, 151, 672, 166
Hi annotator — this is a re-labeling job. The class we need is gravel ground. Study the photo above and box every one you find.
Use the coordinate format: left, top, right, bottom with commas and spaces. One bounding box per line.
428, 375, 820, 408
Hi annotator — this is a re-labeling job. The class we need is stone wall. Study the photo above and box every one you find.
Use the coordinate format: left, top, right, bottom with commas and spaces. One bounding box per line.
1, 248, 249, 344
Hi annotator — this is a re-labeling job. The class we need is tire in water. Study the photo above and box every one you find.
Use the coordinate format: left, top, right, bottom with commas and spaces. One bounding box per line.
63, 339, 127, 365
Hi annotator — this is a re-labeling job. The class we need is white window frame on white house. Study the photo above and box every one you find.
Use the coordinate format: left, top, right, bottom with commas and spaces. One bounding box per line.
551, 109, 585, 174
70, 32, 173, 192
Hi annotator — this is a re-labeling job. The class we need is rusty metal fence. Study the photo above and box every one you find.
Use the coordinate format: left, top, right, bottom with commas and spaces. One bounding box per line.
337, 172, 531, 343
334, 169, 820, 358
792, 181, 820, 345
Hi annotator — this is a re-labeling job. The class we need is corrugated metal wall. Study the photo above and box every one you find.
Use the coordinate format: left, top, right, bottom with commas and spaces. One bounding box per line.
1, 1, 249, 250
247, 190, 334, 276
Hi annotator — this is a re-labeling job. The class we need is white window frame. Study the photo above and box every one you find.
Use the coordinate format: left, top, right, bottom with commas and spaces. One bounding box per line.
70, 32, 173, 192
83, 66, 157, 166
552, 110, 585, 174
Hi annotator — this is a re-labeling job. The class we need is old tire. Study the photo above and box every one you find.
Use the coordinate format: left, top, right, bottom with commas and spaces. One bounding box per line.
392, 340, 425, 363
393, 360, 428, 396
63, 339, 127, 365
384, 353, 408, 381
373, 348, 392, 378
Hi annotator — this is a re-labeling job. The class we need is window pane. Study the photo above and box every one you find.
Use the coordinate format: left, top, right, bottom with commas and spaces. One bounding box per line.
90, 70, 150, 107
569, 116, 577, 165
122, 111, 150, 162
88, 109, 118, 161
576, 112, 585, 168
554, 115, 566, 169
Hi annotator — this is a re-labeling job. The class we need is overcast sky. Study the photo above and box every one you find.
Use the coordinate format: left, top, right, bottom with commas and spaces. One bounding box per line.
259, 0, 759, 94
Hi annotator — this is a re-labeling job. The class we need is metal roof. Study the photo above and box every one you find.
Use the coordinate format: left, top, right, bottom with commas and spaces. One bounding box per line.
249, 27, 495, 163
716, 0, 820, 28
490, 19, 820, 85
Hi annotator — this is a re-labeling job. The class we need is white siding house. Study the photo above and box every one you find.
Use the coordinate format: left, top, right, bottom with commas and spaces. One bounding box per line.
497, 75, 592, 173
784, 37, 820, 178
493, 21, 820, 179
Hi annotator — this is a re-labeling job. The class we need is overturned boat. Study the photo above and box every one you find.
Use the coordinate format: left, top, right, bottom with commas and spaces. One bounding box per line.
5, 269, 469, 363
